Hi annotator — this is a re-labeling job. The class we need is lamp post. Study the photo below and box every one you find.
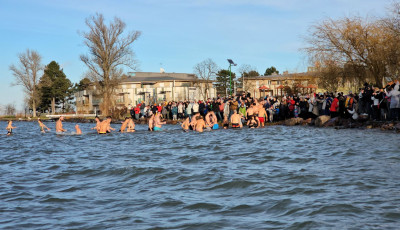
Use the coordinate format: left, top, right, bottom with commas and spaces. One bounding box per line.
227, 59, 237, 96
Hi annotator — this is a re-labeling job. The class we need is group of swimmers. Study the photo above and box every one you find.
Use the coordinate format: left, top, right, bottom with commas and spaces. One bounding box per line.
4, 106, 265, 135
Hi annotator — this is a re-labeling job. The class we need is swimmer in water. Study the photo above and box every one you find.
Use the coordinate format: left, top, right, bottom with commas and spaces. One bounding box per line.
6, 120, 16, 136
38, 118, 50, 133
230, 110, 242, 128
120, 117, 129, 133
257, 107, 267, 127
148, 114, 154, 131
181, 117, 190, 131
75, 124, 82, 134
56, 116, 67, 133
195, 115, 206, 133
127, 118, 135, 132
223, 115, 229, 129
99, 116, 115, 134
248, 115, 258, 128
153, 113, 166, 131
91, 117, 101, 133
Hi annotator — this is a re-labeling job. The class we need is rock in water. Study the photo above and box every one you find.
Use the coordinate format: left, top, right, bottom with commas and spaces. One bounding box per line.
323, 117, 339, 127
315, 115, 331, 127
284, 117, 304, 126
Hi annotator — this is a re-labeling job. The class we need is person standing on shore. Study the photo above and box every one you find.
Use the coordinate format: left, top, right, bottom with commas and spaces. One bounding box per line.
38, 118, 50, 133
56, 116, 66, 133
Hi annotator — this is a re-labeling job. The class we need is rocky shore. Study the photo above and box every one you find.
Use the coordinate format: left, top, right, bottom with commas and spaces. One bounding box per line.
283, 115, 400, 133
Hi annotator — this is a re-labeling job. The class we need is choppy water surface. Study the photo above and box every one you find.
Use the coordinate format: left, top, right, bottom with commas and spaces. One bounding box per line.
1, 121, 400, 229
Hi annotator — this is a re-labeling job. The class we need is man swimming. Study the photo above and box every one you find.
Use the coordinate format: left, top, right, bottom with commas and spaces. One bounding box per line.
99, 116, 115, 134
120, 117, 129, 133
153, 113, 166, 131
38, 118, 50, 133
195, 116, 206, 133
127, 118, 135, 132
6, 120, 16, 136
56, 116, 67, 133
75, 124, 82, 134
230, 110, 242, 128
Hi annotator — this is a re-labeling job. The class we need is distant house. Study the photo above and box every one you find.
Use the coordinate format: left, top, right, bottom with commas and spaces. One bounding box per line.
75, 71, 216, 114
241, 72, 318, 98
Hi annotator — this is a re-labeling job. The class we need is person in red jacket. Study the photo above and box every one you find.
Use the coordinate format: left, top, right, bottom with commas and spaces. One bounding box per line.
288, 96, 296, 117
330, 95, 339, 118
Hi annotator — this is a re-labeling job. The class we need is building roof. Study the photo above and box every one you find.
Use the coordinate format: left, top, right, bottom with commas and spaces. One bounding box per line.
245, 72, 315, 80
123, 72, 198, 83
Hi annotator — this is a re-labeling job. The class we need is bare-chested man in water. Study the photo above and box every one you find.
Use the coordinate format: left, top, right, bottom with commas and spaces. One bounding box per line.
246, 104, 255, 120
56, 116, 67, 133
38, 118, 50, 133
181, 117, 190, 132
195, 116, 206, 133
257, 106, 267, 127
210, 111, 219, 129
148, 114, 155, 131
91, 117, 101, 133
190, 113, 201, 130
230, 110, 242, 128
99, 116, 115, 134
6, 120, 16, 136
205, 111, 213, 128
120, 117, 129, 133
127, 118, 135, 132
153, 113, 166, 131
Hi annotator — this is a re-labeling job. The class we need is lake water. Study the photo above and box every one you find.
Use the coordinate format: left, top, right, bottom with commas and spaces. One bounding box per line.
1, 121, 400, 229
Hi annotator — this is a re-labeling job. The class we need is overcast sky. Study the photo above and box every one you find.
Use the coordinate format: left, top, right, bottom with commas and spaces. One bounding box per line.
0, 0, 391, 111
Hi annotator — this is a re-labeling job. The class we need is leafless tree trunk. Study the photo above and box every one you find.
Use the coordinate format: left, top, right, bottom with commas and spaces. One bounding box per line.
80, 13, 141, 116
193, 58, 218, 99
9, 49, 43, 117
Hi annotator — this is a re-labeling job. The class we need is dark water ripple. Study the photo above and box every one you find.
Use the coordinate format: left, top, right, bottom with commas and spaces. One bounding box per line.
1, 121, 400, 229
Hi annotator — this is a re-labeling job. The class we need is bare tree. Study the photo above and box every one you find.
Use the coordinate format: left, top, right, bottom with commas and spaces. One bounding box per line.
193, 58, 219, 99
304, 16, 394, 88
237, 64, 259, 92
9, 49, 43, 117
4, 104, 16, 116
80, 13, 141, 116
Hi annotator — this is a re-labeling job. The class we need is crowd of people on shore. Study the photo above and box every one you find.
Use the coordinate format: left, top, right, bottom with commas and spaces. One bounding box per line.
4, 81, 400, 135
125, 80, 400, 123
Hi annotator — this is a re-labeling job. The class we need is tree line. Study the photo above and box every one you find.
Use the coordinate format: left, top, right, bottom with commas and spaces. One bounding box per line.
304, 1, 400, 92
8, 13, 279, 117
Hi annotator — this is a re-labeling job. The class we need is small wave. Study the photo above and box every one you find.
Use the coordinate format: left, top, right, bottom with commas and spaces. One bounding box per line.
184, 202, 222, 211
203, 179, 257, 191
